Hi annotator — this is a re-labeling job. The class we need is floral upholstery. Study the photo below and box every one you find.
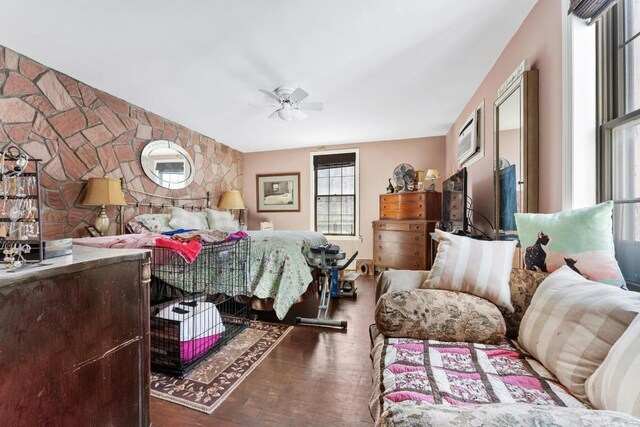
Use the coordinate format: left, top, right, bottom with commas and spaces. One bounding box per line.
375, 289, 506, 344
376, 402, 640, 427
501, 268, 549, 339
133, 213, 172, 232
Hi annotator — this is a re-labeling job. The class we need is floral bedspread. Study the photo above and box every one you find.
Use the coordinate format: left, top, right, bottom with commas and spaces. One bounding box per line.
370, 336, 586, 421
246, 231, 327, 319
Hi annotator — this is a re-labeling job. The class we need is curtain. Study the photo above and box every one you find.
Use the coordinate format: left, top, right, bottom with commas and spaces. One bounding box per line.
568, 0, 619, 24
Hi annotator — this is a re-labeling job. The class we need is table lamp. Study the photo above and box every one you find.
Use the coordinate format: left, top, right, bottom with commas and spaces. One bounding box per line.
425, 169, 440, 191
81, 177, 127, 236
218, 190, 246, 227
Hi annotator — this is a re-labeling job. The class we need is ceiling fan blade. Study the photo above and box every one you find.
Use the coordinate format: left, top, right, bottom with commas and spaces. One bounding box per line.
298, 101, 323, 111
268, 109, 281, 119
288, 87, 309, 103
249, 103, 278, 107
260, 89, 283, 103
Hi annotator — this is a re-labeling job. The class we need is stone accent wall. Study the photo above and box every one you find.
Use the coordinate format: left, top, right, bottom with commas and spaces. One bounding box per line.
0, 45, 243, 238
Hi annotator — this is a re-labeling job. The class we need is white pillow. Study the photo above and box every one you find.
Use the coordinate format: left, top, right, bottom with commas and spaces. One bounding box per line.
585, 314, 640, 417
206, 209, 239, 232
421, 230, 516, 312
168, 207, 209, 230
518, 266, 640, 402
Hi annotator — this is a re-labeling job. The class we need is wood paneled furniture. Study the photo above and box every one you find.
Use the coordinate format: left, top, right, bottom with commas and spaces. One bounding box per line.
374, 191, 441, 271
0, 245, 152, 426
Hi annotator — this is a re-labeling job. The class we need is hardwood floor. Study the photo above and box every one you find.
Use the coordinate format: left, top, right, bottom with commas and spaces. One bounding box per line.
151, 276, 376, 426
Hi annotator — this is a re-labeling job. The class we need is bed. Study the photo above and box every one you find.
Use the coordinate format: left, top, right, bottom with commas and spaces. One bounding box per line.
76, 207, 327, 319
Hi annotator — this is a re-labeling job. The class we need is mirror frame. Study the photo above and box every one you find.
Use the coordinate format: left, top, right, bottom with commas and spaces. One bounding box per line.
140, 140, 195, 189
493, 68, 539, 239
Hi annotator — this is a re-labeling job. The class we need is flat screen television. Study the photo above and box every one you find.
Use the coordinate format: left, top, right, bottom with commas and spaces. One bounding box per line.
442, 168, 468, 232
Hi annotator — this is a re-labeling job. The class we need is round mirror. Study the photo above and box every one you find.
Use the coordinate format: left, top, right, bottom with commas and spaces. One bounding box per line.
140, 140, 195, 189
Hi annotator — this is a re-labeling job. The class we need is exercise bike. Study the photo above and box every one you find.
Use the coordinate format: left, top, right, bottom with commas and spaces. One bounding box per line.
296, 244, 358, 329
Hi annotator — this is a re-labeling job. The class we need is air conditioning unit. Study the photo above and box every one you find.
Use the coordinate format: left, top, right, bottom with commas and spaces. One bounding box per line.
457, 110, 479, 165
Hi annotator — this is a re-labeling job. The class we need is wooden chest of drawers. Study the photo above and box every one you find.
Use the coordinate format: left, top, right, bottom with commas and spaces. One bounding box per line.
373, 220, 436, 270
380, 191, 441, 220
374, 191, 441, 271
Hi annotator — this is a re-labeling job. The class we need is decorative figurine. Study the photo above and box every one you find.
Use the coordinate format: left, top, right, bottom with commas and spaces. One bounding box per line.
386, 178, 395, 194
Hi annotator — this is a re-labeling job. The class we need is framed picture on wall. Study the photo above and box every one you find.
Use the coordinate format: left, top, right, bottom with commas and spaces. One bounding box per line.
256, 172, 301, 212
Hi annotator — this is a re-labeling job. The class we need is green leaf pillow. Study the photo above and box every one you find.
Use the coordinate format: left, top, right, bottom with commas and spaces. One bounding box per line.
514, 201, 626, 288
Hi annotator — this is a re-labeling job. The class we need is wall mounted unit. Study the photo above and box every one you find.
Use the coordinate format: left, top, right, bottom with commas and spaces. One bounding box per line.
457, 110, 479, 165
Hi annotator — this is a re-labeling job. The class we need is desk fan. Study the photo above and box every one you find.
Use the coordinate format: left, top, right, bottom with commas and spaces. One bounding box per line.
393, 163, 416, 192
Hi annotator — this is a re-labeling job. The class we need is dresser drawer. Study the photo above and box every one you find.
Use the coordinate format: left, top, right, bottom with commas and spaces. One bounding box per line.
375, 241, 425, 257
374, 221, 426, 232
375, 230, 425, 245
380, 192, 426, 205
373, 252, 426, 270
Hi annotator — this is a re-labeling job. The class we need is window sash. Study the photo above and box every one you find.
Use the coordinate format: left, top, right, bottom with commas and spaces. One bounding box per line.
599, 1, 640, 289
313, 157, 357, 236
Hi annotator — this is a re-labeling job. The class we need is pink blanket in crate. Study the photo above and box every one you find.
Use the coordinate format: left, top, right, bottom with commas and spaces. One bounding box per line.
374, 338, 586, 417
181, 334, 222, 363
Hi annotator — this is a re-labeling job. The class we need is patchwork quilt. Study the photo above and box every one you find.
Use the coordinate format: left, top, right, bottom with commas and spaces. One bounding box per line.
370, 336, 586, 420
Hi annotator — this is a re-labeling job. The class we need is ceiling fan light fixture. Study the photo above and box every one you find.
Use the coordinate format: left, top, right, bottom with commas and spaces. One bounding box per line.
258, 86, 321, 121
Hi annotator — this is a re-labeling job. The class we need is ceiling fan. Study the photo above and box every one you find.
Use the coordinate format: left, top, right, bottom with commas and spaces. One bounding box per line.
257, 86, 323, 121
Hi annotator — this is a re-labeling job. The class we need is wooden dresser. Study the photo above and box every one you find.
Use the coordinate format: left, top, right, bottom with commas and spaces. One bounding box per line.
373, 191, 441, 271
0, 245, 151, 426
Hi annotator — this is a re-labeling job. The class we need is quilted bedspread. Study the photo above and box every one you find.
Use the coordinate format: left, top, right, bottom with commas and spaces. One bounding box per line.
370, 335, 586, 421
246, 231, 327, 319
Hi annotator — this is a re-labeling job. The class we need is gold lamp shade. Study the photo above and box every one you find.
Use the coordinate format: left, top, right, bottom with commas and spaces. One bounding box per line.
81, 177, 127, 236
426, 169, 440, 180
218, 190, 245, 210
82, 177, 127, 206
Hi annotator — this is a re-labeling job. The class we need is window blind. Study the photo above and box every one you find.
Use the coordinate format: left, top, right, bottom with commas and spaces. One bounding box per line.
313, 152, 356, 170
568, 0, 619, 24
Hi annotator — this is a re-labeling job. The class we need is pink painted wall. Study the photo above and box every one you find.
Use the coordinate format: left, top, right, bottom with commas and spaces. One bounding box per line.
445, 0, 563, 233
243, 136, 446, 259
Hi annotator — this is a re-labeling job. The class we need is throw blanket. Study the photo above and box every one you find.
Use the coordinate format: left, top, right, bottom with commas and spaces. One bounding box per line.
371, 336, 585, 421
246, 231, 327, 319
73, 232, 162, 249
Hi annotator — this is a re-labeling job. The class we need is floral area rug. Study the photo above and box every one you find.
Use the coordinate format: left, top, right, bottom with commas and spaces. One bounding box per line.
151, 321, 292, 414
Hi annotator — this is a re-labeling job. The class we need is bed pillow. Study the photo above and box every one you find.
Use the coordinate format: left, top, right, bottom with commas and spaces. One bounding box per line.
514, 201, 625, 288
169, 207, 209, 230
375, 289, 506, 344
206, 209, 238, 232
585, 314, 640, 417
134, 214, 172, 232
126, 220, 150, 234
518, 266, 640, 402
421, 230, 517, 312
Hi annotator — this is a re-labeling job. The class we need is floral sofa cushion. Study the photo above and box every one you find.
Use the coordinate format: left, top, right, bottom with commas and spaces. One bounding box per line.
376, 402, 640, 427
375, 289, 505, 344
501, 268, 548, 339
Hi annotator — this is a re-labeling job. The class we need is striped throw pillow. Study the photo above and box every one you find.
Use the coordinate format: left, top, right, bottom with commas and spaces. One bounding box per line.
518, 266, 640, 402
421, 230, 517, 312
585, 314, 640, 417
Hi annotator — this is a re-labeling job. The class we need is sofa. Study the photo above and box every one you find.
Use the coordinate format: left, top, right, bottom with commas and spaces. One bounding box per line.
370, 269, 640, 426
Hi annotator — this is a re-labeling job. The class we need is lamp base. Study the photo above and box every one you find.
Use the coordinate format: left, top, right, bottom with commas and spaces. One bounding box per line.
94, 205, 110, 236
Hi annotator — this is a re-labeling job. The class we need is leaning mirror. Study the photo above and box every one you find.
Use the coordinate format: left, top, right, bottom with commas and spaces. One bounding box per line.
494, 68, 538, 240
141, 140, 195, 189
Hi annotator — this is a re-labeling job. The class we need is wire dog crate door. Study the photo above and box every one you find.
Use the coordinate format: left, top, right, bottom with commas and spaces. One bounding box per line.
149, 238, 251, 377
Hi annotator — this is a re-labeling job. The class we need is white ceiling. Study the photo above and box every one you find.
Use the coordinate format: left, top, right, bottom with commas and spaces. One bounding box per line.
0, 0, 537, 153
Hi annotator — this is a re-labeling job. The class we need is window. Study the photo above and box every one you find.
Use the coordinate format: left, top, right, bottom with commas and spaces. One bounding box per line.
311, 150, 359, 237
599, 0, 640, 288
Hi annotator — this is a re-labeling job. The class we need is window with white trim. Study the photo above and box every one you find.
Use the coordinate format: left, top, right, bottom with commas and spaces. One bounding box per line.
311, 150, 359, 237
599, 0, 640, 288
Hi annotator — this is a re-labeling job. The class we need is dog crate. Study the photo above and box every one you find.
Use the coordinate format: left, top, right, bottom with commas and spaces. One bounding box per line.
149, 238, 251, 377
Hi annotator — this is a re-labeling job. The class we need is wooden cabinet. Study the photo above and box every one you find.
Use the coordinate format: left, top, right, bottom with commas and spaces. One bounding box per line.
374, 192, 441, 271
0, 245, 152, 426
